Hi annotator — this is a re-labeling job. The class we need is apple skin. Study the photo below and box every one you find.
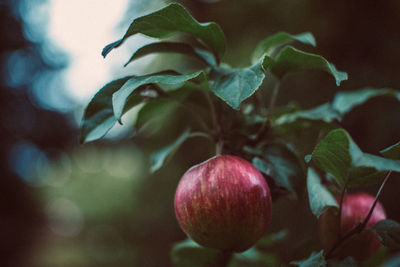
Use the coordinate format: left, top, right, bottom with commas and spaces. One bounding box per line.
319, 192, 386, 260
174, 155, 272, 252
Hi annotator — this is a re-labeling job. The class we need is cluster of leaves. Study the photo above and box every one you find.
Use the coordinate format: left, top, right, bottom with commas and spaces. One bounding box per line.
80, 3, 400, 266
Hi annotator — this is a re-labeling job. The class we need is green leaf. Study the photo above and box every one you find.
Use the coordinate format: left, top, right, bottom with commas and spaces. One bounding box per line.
370, 219, 400, 250
209, 60, 265, 110
102, 3, 226, 62
171, 239, 221, 267
112, 71, 208, 122
274, 103, 342, 125
264, 46, 347, 86
80, 77, 142, 143
135, 98, 179, 134
310, 129, 400, 187
307, 168, 338, 218
251, 144, 305, 192
256, 230, 288, 248
381, 142, 400, 160
124, 41, 216, 67
252, 32, 316, 62
382, 255, 400, 267
229, 248, 278, 267
150, 128, 191, 172
332, 88, 400, 115
291, 250, 326, 267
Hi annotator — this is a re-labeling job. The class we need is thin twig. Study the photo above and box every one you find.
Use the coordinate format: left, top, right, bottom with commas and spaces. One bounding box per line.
325, 171, 392, 259
252, 81, 280, 144
202, 90, 220, 135
202, 90, 225, 155
325, 221, 363, 259
360, 170, 392, 229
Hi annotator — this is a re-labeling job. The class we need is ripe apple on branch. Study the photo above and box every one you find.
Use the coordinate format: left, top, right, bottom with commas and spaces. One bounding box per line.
80, 2, 400, 266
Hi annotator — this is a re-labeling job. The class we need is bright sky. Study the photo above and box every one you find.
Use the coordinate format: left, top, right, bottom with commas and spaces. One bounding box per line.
47, 0, 131, 104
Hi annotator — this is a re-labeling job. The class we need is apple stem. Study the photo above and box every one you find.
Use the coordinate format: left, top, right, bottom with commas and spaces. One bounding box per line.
216, 250, 232, 266
324, 171, 392, 259
216, 139, 224, 156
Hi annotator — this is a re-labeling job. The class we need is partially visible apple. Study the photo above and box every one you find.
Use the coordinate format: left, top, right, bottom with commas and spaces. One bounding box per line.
174, 155, 272, 252
319, 192, 386, 260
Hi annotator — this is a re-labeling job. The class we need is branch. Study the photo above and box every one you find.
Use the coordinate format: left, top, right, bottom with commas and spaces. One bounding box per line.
325, 171, 392, 259
251, 81, 280, 144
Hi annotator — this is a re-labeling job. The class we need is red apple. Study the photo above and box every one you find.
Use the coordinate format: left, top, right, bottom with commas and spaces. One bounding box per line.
174, 155, 272, 252
319, 192, 386, 260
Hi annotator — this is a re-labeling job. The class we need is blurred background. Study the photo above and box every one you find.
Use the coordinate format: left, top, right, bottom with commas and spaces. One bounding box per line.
1, 0, 400, 266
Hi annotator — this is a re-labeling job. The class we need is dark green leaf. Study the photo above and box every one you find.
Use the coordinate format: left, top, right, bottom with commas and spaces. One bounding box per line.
264, 46, 347, 86
332, 88, 400, 115
112, 71, 208, 122
135, 99, 179, 134
274, 103, 341, 125
310, 129, 400, 187
80, 77, 141, 143
209, 60, 265, 109
102, 3, 226, 62
150, 128, 191, 172
256, 230, 288, 248
252, 144, 305, 192
124, 41, 215, 67
381, 142, 400, 160
171, 239, 221, 267
370, 219, 400, 250
252, 32, 316, 62
291, 250, 326, 267
327, 257, 360, 267
307, 168, 338, 218
229, 248, 278, 267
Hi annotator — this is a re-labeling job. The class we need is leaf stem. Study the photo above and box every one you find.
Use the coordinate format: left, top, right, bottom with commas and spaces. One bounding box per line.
338, 175, 350, 238
325, 171, 392, 259
267, 80, 281, 118
189, 132, 214, 141
153, 84, 212, 134
177, 102, 212, 134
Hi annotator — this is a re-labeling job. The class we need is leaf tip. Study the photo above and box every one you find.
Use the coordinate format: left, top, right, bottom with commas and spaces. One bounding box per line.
302, 32, 317, 47
102, 39, 122, 58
